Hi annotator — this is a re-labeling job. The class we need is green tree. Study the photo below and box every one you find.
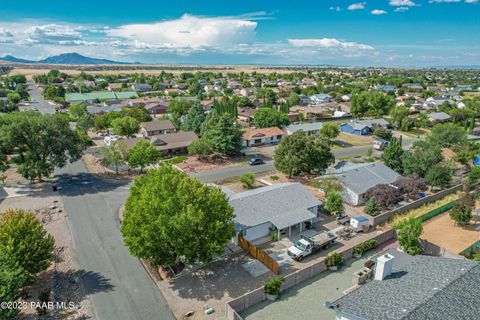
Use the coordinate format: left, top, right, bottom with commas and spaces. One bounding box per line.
181, 103, 206, 135
314, 178, 344, 195
394, 216, 423, 255
202, 112, 243, 156
428, 123, 466, 148
0, 209, 55, 279
111, 116, 139, 138
168, 98, 192, 125
467, 166, 480, 186
389, 106, 410, 129
450, 204, 472, 226
120, 166, 235, 267
239, 173, 256, 190
274, 131, 334, 177
403, 141, 443, 177
188, 138, 214, 159
127, 140, 161, 173
0, 252, 28, 319
425, 164, 452, 190
320, 123, 340, 140
100, 141, 128, 175
351, 91, 395, 117
324, 192, 343, 215
364, 198, 382, 216
381, 137, 404, 173
7, 92, 21, 105
253, 108, 290, 128
0, 112, 85, 181
69, 104, 88, 120
373, 127, 393, 141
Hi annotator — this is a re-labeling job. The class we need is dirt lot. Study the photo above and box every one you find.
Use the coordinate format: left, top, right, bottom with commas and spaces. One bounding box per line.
421, 212, 480, 254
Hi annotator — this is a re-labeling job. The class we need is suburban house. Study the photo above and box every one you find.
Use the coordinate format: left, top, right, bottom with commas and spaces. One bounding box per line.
242, 127, 286, 147
123, 131, 198, 156
428, 112, 451, 124
285, 122, 323, 136
107, 83, 123, 91
340, 119, 389, 135
309, 93, 332, 105
237, 108, 257, 123
86, 104, 122, 115
140, 120, 176, 137
227, 183, 322, 242
131, 83, 151, 92
328, 249, 480, 320
290, 106, 329, 120
150, 132, 198, 156
128, 96, 162, 107
144, 102, 168, 115
333, 162, 401, 206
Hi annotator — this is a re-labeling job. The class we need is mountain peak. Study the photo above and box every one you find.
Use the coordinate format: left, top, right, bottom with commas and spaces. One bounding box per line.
0, 52, 132, 65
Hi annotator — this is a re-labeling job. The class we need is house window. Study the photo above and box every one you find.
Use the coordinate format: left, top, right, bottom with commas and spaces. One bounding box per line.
277, 135, 282, 139
254, 139, 262, 144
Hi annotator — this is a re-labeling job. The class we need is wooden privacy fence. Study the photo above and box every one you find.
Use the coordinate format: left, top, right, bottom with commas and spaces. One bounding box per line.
238, 235, 279, 274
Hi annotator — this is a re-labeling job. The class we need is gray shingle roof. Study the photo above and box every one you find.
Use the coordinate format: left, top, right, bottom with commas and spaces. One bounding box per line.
333, 250, 480, 320
336, 162, 401, 195
428, 112, 451, 121
229, 183, 321, 229
286, 122, 323, 134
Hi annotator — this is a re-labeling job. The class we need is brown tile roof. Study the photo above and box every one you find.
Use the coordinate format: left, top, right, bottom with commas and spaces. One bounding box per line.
150, 132, 198, 150
242, 127, 286, 141
141, 120, 176, 132
130, 96, 162, 104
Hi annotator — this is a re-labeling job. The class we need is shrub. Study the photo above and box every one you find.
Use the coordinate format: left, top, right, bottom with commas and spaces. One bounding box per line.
364, 198, 382, 216
263, 276, 285, 296
450, 204, 472, 226
394, 216, 423, 255
364, 184, 402, 209
325, 252, 345, 268
270, 175, 280, 181
239, 173, 256, 190
353, 240, 378, 256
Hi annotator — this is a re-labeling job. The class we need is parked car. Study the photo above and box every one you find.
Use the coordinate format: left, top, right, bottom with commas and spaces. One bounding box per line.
373, 139, 389, 151
248, 157, 264, 166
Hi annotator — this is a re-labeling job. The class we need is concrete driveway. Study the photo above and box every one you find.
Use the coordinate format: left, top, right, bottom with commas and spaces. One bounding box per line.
56, 161, 174, 320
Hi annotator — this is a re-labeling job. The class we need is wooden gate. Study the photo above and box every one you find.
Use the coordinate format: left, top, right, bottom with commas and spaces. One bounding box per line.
238, 235, 279, 274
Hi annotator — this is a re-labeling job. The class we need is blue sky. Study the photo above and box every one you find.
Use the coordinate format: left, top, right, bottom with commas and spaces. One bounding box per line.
0, 0, 479, 66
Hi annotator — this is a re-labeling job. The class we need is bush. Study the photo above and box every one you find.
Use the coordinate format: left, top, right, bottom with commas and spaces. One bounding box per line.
450, 204, 472, 226
353, 240, 378, 256
325, 252, 345, 268
364, 197, 382, 216
239, 173, 256, 190
394, 216, 423, 255
364, 184, 402, 209
270, 175, 280, 181
263, 276, 285, 296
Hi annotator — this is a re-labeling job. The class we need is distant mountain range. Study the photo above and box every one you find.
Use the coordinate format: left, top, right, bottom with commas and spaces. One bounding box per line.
0, 53, 133, 65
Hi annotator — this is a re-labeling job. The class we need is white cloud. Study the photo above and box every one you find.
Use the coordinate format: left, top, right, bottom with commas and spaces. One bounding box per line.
389, 0, 417, 6
347, 2, 366, 10
107, 14, 257, 50
330, 6, 342, 11
429, 0, 477, 3
288, 38, 374, 50
371, 9, 388, 14
394, 6, 410, 11
0, 28, 13, 37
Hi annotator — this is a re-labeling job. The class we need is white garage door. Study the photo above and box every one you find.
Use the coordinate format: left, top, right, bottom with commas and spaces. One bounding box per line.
245, 222, 271, 242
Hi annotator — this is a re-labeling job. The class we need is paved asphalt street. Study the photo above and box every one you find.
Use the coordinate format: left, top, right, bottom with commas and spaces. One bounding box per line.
192, 138, 417, 183
56, 161, 175, 320
19, 82, 57, 114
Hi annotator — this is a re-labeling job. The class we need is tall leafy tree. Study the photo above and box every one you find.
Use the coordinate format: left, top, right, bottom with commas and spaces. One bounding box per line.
121, 165, 235, 267
100, 141, 128, 175
381, 137, 405, 173
188, 138, 214, 159
324, 192, 343, 215
394, 216, 423, 255
428, 123, 466, 148
274, 131, 334, 177
351, 91, 395, 117
253, 108, 290, 128
0, 252, 28, 319
127, 140, 161, 173
202, 112, 243, 156
0, 112, 85, 181
425, 164, 452, 190
111, 116, 139, 138
181, 103, 206, 135
0, 209, 55, 279
320, 123, 340, 140
402, 141, 443, 178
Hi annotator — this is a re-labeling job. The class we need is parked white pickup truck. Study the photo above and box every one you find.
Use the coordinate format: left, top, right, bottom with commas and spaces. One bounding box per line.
287, 231, 337, 261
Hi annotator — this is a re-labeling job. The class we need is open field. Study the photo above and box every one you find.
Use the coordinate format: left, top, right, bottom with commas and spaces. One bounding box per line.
336, 132, 373, 147
421, 212, 480, 254
7, 65, 340, 79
